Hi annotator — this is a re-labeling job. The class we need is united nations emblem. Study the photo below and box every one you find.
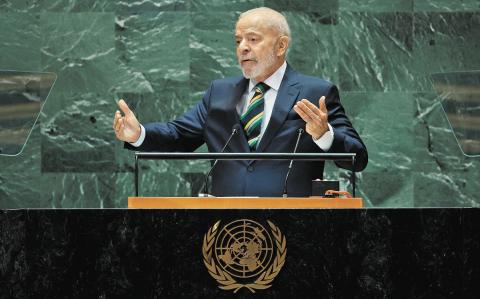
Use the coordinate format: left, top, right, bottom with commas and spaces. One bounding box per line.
202, 219, 287, 293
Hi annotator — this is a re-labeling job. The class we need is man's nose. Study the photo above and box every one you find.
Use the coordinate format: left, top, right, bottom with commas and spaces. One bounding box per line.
238, 40, 250, 54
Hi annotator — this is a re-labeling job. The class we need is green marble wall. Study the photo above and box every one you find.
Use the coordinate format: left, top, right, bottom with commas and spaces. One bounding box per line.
1, 0, 479, 208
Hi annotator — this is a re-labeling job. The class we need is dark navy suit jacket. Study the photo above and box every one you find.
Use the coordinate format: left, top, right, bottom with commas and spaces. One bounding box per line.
126, 64, 368, 196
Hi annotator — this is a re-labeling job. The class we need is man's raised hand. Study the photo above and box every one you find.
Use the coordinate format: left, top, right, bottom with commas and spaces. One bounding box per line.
113, 99, 141, 143
293, 96, 329, 140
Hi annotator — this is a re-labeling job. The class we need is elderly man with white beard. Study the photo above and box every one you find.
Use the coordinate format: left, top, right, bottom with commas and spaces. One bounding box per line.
113, 7, 368, 197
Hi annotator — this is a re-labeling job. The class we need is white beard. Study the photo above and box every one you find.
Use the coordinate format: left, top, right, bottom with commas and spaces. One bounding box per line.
240, 50, 276, 79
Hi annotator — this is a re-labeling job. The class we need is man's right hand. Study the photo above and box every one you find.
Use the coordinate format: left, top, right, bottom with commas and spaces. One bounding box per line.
113, 99, 141, 143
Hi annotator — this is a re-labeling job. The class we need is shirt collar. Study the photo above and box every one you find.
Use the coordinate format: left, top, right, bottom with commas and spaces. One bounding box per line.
248, 61, 287, 93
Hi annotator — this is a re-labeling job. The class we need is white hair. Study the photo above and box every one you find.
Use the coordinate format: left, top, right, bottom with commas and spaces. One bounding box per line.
239, 7, 291, 41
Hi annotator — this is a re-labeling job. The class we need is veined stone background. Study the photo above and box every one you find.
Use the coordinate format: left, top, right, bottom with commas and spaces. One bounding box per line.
0, 0, 479, 208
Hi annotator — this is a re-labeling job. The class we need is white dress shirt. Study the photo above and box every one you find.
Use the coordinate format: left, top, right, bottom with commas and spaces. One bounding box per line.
131, 61, 334, 150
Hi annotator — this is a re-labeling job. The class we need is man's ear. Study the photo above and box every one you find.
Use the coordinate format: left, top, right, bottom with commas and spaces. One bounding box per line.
277, 36, 289, 57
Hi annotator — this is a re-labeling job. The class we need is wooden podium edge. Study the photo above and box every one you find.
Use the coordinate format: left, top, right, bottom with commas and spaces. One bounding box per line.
128, 197, 363, 209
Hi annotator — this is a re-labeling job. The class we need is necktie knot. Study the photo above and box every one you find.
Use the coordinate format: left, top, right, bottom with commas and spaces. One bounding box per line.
255, 82, 270, 95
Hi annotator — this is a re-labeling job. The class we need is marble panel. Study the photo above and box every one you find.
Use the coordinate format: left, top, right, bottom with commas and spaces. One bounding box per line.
190, 11, 241, 93
190, 0, 262, 11
0, 0, 114, 12
268, 0, 339, 25
40, 12, 116, 93
0, 124, 44, 208
0, 0, 187, 12
115, 168, 206, 199
265, 0, 339, 13
45, 173, 116, 208
415, 0, 480, 12
1, 2, 479, 208
412, 12, 480, 92
0, 171, 47, 208
337, 12, 414, 92
413, 92, 480, 207
1, 172, 116, 208
284, 12, 339, 83
340, 0, 413, 12
40, 91, 115, 172
0, 13, 41, 71
115, 0, 187, 13
115, 12, 190, 85
339, 92, 415, 206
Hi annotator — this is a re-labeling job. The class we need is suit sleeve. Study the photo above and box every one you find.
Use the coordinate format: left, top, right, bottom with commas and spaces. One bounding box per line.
124, 83, 213, 152
325, 85, 368, 171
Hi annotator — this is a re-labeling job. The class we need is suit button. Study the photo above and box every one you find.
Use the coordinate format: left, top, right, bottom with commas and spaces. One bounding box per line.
247, 166, 254, 172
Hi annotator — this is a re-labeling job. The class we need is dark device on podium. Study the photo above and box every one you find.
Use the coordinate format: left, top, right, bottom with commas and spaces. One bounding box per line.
311, 180, 340, 197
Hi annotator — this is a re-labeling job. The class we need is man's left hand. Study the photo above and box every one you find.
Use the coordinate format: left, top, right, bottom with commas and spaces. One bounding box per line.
293, 96, 329, 140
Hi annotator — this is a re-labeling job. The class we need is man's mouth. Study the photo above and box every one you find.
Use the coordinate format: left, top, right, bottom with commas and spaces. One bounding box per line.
241, 59, 256, 64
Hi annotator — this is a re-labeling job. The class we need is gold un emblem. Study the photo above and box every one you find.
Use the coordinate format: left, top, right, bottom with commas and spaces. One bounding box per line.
202, 219, 287, 293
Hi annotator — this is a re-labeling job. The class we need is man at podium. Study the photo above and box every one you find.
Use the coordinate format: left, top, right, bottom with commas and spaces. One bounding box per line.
112, 7, 368, 197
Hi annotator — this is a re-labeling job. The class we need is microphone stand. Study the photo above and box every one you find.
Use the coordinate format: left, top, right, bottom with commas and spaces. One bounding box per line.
198, 126, 239, 197
282, 128, 304, 198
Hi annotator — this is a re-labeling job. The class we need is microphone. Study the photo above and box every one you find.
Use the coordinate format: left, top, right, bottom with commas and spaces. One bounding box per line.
198, 124, 240, 197
282, 128, 304, 198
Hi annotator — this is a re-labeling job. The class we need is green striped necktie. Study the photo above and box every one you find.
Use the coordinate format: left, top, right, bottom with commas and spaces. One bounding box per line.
241, 82, 270, 151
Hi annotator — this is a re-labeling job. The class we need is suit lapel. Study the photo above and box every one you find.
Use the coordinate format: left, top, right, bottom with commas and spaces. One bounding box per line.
256, 64, 300, 153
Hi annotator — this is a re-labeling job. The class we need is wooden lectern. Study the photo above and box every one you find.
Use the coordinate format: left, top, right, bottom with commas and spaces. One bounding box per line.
128, 197, 363, 209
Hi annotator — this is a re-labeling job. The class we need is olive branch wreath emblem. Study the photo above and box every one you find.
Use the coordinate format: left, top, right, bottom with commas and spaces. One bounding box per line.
202, 220, 287, 293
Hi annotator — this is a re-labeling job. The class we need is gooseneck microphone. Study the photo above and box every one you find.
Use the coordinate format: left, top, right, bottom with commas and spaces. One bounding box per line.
282, 128, 304, 198
198, 124, 240, 197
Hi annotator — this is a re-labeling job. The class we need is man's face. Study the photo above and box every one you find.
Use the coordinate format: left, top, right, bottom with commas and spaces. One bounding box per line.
235, 15, 283, 81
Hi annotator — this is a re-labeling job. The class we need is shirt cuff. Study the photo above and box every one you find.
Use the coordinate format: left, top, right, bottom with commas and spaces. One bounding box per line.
129, 125, 146, 147
313, 123, 334, 151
